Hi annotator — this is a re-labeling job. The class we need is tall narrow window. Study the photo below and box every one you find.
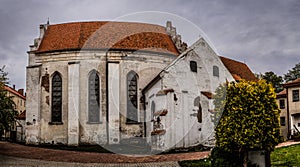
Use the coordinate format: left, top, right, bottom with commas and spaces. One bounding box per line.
293, 89, 299, 102
280, 117, 286, 126
279, 99, 285, 109
127, 71, 138, 123
151, 101, 155, 121
88, 70, 100, 123
194, 97, 202, 123
190, 61, 197, 73
213, 66, 219, 77
51, 72, 62, 123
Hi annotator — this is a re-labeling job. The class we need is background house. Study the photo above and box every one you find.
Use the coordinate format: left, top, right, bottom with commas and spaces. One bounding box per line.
2, 85, 26, 142
277, 78, 300, 139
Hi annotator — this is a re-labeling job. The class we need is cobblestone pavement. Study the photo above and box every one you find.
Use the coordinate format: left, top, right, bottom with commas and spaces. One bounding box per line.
1, 141, 298, 166
0, 154, 180, 167
0, 141, 209, 166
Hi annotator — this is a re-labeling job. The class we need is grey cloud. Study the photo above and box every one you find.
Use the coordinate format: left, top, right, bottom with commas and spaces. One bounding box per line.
0, 0, 299, 88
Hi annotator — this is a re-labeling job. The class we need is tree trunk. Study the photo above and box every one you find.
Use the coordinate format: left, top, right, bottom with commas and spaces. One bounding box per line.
265, 151, 271, 167
243, 151, 248, 167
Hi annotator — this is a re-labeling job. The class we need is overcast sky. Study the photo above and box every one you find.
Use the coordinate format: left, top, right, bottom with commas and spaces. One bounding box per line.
0, 0, 299, 90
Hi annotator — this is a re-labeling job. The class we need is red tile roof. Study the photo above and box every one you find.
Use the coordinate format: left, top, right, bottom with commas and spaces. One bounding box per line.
219, 56, 258, 82
284, 78, 300, 88
36, 21, 180, 55
276, 89, 287, 98
4, 86, 26, 100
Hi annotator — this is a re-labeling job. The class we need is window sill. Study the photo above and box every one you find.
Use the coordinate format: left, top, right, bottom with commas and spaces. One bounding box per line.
126, 121, 140, 125
48, 122, 63, 125
87, 122, 102, 124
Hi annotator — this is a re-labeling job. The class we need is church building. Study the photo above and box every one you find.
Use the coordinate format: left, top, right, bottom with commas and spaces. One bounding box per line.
25, 21, 257, 151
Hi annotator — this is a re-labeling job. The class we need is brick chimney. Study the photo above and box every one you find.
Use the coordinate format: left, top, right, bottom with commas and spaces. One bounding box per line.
18, 89, 24, 96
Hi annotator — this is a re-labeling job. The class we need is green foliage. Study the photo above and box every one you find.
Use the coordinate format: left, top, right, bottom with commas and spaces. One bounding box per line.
284, 62, 300, 82
214, 80, 281, 152
260, 71, 283, 93
0, 66, 18, 136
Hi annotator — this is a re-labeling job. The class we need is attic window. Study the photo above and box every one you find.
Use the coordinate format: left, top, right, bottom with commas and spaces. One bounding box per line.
190, 61, 197, 73
213, 66, 219, 77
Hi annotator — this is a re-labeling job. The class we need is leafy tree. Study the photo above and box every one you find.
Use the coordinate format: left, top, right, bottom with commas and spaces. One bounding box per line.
284, 63, 300, 82
213, 80, 281, 166
260, 71, 283, 93
0, 66, 18, 137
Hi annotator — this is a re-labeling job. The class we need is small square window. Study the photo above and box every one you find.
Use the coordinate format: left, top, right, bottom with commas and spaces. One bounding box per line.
292, 90, 299, 102
280, 117, 286, 126
279, 99, 285, 109
298, 122, 300, 127
190, 61, 197, 73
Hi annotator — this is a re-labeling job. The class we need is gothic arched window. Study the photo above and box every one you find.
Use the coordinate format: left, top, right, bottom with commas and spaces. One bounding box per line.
127, 71, 138, 123
88, 70, 100, 123
51, 72, 62, 123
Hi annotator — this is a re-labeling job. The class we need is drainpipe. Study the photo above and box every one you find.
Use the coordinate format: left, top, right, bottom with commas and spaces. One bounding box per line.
286, 88, 290, 139
105, 51, 109, 144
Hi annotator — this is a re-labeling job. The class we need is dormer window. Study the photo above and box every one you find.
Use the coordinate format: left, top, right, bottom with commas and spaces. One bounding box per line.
190, 61, 197, 73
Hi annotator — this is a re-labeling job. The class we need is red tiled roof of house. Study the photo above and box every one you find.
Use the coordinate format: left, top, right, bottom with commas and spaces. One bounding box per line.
276, 89, 287, 98
219, 56, 258, 82
284, 78, 300, 87
36, 21, 180, 55
4, 86, 26, 100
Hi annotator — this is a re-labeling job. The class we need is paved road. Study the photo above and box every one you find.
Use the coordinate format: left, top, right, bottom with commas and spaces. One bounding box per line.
0, 154, 180, 167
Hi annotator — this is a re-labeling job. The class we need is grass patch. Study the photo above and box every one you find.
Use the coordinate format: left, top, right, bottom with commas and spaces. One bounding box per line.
271, 144, 300, 166
179, 144, 300, 167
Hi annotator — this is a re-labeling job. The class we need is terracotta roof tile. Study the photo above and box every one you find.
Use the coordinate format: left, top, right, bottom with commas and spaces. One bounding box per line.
219, 56, 258, 82
284, 78, 300, 87
276, 89, 287, 98
4, 86, 26, 100
37, 21, 179, 55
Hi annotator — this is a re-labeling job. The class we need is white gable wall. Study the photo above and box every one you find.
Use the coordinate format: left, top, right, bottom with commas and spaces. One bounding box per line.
144, 38, 235, 151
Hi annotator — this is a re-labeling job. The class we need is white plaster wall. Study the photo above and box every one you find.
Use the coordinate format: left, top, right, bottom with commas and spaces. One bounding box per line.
25, 66, 41, 144
26, 49, 176, 145
144, 38, 235, 151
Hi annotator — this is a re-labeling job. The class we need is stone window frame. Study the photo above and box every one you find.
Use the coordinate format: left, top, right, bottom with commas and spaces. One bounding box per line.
49, 71, 63, 125
279, 99, 285, 109
292, 89, 299, 102
213, 65, 219, 77
87, 69, 101, 124
126, 70, 139, 124
190, 61, 197, 73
